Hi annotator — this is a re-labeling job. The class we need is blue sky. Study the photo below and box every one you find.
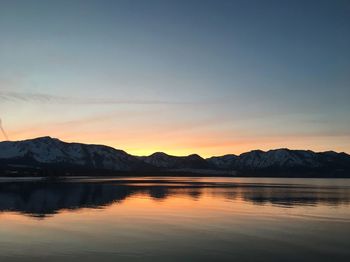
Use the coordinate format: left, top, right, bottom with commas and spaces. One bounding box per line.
0, 0, 349, 156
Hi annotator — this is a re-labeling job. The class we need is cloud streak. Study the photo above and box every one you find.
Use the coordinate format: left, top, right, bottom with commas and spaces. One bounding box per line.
0, 118, 9, 141
0, 90, 193, 105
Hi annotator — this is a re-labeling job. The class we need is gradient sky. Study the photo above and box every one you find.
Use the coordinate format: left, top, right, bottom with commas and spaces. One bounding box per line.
0, 0, 349, 157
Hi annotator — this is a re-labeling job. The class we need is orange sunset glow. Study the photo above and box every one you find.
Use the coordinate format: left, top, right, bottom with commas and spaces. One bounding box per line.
1, 1, 350, 262
6, 120, 350, 157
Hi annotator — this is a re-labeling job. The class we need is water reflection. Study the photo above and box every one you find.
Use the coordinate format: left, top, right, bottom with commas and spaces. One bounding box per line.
0, 177, 349, 218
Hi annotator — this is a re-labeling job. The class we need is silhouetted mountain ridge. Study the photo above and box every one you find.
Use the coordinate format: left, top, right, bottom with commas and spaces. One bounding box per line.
139, 152, 211, 169
0, 137, 350, 176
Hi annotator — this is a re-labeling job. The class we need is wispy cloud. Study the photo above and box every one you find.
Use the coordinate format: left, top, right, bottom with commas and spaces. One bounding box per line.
0, 90, 192, 105
0, 118, 9, 140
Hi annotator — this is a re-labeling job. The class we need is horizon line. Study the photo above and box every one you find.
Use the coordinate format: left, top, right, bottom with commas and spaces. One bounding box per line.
0, 135, 348, 159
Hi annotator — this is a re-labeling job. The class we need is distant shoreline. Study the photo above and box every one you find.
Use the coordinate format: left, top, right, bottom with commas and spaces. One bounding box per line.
0, 171, 350, 179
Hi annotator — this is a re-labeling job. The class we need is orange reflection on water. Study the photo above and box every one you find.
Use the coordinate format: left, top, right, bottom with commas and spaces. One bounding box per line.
1, 178, 350, 262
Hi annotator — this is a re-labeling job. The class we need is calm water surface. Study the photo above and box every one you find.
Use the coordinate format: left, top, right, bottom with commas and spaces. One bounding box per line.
0, 177, 349, 262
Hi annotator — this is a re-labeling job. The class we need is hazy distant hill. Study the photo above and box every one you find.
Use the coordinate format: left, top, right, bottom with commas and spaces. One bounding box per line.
0, 137, 349, 176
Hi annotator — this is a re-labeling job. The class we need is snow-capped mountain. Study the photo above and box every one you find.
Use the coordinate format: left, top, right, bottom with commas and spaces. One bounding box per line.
0, 137, 350, 175
207, 148, 350, 172
0, 136, 148, 171
236, 149, 320, 169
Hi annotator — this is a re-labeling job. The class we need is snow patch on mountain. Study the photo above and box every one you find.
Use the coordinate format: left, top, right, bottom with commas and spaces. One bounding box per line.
1, 137, 350, 173
0, 137, 145, 171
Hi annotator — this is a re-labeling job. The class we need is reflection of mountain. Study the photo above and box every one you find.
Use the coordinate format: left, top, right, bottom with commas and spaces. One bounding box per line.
0, 179, 349, 218
0, 182, 130, 217
239, 186, 350, 207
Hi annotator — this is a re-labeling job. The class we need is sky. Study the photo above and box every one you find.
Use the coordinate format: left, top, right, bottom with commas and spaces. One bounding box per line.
0, 0, 349, 157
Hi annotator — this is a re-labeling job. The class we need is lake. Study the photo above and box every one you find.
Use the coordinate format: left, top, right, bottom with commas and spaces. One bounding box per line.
0, 177, 349, 262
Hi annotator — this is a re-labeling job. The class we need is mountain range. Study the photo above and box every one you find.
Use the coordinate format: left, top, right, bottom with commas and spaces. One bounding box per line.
0, 137, 350, 177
